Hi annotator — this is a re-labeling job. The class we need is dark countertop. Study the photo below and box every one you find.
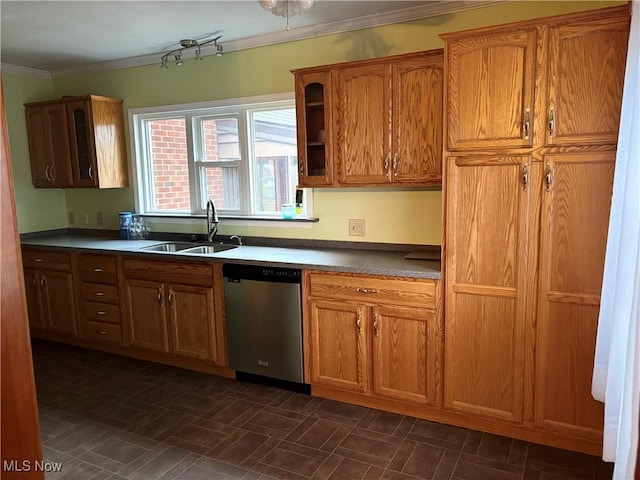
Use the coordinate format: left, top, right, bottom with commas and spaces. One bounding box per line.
21, 233, 442, 280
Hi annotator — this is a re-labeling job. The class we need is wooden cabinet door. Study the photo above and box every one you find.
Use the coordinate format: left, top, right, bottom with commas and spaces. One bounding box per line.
41, 270, 77, 335
446, 29, 536, 150
372, 305, 435, 406
392, 56, 443, 184
66, 99, 98, 187
534, 152, 614, 440
25, 106, 51, 187
295, 71, 334, 186
23, 268, 45, 330
336, 64, 391, 185
309, 299, 367, 392
546, 15, 629, 147
444, 155, 533, 422
167, 284, 217, 362
25, 103, 73, 188
43, 103, 74, 187
124, 279, 169, 353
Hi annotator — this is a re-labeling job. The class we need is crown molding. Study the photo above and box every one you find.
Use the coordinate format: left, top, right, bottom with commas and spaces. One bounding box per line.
39, 0, 504, 78
0, 63, 52, 79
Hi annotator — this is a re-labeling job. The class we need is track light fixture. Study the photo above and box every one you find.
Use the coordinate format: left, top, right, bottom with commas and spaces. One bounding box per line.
160, 34, 223, 69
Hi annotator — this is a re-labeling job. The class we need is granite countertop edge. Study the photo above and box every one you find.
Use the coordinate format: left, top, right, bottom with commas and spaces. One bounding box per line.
21, 233, 442, 280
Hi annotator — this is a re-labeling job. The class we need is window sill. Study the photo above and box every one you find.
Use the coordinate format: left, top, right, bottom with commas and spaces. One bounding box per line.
140, 213, 319, 229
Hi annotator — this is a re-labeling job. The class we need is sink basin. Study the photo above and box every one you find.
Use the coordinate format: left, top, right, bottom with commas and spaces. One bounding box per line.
140, 242, 198, 252
182, 244, 238, 254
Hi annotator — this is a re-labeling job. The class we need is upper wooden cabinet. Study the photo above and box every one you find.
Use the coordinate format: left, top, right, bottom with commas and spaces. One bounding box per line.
445, 29, 537, 151
546, 15, 629, 146
292, 49, 443, 187
295, 71, 335, 186
25, 103, 74, 187
445, 7, 629, 153
24, 95, 128, 189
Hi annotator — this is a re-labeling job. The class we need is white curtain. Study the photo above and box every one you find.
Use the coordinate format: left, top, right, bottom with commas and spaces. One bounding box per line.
592, 2, 640, 479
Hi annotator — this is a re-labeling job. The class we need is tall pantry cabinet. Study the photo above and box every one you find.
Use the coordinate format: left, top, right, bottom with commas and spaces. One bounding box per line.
443, 5, 629, 450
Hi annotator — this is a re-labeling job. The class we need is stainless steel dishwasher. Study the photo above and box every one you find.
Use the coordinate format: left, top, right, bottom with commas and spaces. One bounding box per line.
223, 263, 308, 392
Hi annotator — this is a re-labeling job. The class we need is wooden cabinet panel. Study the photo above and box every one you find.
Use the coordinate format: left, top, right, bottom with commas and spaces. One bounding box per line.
41, 270, 77, 335
80, 283, 119, 304
309, 272, 435, 307
24, 268, 44, 330
123, 258, 213, 287
81, 301, 120, 324
535, 152, 614, 439
22, 249, 71, 271
83, 320, 123, 344
372, 305, 435, 406
24, 103, 74, 188
446, 29, 536, 150
295, 71, 334, 186
167, 284, 217, 361
124, 279, 169, 353
392, 58, 443, 183
445, 156, 532, 422
546, 15, 629, 146
77, 254, 118, 284
309, 299, 367, 393
336, 64, 391, 185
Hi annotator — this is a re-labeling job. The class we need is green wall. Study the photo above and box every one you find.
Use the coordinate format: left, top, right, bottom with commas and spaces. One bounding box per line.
2, 74, 68, 232
3, 0, 624, 243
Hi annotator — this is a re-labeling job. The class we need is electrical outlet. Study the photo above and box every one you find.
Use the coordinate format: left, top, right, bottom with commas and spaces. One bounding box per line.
349, 219, 365, 237
82, 212, 89, 225
96, 211, 104, 225
68, 211, 75, 225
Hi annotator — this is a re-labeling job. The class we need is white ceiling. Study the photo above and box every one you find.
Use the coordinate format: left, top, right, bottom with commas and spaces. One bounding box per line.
0, 0, 497, 77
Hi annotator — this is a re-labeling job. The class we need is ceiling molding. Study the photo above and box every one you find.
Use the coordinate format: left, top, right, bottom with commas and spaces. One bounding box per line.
0, 63, 52, 79
45, 0, 504, 79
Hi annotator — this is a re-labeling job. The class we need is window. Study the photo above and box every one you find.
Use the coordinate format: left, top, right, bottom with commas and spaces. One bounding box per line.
130, 94, 305, 218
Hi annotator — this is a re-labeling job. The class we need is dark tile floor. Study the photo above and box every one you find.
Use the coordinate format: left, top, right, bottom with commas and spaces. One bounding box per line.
32, 339, 613, 480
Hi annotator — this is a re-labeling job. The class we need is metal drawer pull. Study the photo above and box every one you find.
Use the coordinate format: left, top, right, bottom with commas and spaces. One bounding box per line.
96, 311, 106, 315
96, 330, 108, 335
522, 164, 529, 191
168, 290, 174, 307
548, 107, 555, 137
374, 314, 380, 336
95, 292, 104, 296
34, 258, 44, 262
356, 287, 378, 294
523, 108, 530, 140
383, 152, 390, 171
45, 165, 51, 182
93, 268, 103, 272
356, 311, 362, 334
392, 153, 398, 175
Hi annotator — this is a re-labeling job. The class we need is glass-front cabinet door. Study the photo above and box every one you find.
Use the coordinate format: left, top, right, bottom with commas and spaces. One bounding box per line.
66, 99, 98, 187
294, 71, 334, 186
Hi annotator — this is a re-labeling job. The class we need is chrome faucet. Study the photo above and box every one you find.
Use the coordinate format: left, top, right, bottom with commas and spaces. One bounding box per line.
206, 199, 219, 243
230, 235, 243, 246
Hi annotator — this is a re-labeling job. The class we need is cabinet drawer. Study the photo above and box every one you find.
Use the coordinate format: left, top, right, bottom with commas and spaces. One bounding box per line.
123, 259, 214, 287
22, 250, 71, 271
81, 283, 119, 304
77, 254, 118, 284
308, 272, 436, 308
83, 320, 122, 344
81, 301, 120, 324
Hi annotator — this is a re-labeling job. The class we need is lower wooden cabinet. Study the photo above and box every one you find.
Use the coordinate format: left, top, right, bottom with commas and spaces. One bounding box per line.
304, 271, 439, 407
122, 258, 220, 363
22, 250, 77, 336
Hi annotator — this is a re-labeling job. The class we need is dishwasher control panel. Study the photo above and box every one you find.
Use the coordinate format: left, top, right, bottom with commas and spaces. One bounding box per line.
223, 263, 301, 284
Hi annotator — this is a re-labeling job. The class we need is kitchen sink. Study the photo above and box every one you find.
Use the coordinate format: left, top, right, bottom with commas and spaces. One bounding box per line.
140, 242, 198, 252
182, 244, 238, 254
